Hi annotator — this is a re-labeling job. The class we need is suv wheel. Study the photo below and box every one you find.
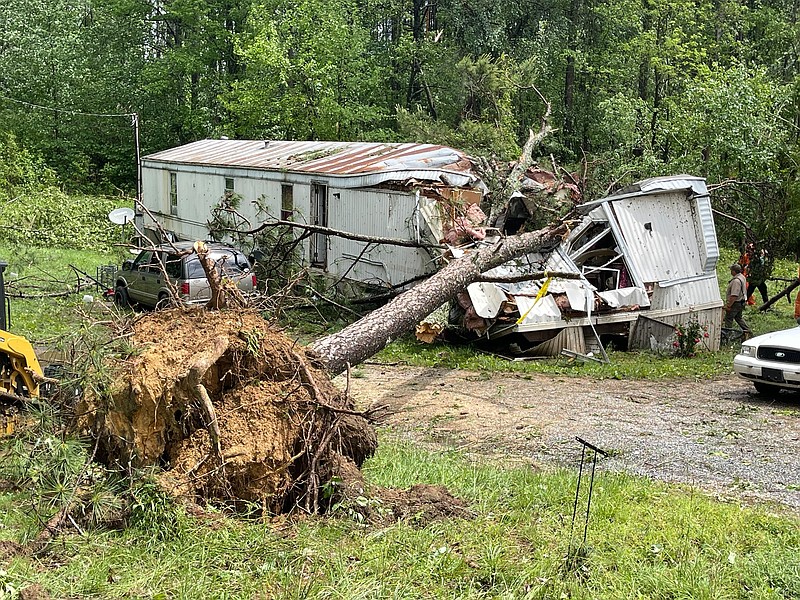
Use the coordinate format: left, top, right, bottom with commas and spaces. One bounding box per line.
155, 292, 172, 310
114, 285, 130, 307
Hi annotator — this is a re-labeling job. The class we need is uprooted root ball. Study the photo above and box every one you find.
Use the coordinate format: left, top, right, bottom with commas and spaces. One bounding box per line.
77, 308, 377, 513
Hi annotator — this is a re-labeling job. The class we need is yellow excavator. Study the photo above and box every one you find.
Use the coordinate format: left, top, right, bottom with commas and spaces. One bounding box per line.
0, 260, 44, 436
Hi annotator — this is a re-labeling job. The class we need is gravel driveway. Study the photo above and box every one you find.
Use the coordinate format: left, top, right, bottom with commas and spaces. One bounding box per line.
343, 365, 800, 512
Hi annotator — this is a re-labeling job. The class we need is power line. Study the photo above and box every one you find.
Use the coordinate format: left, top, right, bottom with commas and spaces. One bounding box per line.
0, 93, 136, 119
0, 92, 144, 215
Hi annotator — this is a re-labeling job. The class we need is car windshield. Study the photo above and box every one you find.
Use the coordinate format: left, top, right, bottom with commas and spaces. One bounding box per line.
185, 250, 250, 279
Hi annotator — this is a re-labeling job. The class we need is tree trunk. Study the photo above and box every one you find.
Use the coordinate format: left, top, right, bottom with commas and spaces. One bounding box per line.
309, 222, 568, 375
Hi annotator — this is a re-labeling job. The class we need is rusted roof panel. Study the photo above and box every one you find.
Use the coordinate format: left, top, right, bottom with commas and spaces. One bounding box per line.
143, 139, 474, 177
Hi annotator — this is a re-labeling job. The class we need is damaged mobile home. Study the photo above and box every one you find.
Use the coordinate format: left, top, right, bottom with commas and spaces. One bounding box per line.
140, 140, 722, 354
457, 176, 723, 355
140, 139, 483, 289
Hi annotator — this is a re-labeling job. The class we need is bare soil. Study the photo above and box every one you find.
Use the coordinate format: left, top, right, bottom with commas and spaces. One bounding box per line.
342, 364, 800, 512
77, 309, 376, 512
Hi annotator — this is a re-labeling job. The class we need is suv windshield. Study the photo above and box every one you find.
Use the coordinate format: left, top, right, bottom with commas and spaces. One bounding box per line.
185, 250, 250, 279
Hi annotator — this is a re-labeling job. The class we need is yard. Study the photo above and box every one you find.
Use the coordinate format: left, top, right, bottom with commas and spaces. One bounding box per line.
0, 244, 799, 598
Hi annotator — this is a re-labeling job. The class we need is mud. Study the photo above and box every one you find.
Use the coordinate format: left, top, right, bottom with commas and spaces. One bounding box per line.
78, 308, 376, 512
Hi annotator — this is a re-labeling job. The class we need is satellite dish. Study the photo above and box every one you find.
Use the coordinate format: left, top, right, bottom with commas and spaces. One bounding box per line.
108, 207, 135, 225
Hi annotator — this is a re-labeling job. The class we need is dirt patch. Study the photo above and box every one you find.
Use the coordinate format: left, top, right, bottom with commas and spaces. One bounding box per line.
342, 364, 800, 512
77, 308, 376, 512
0, 540, 23, 562
372, 484, 472, 525
18, 584, 50, 600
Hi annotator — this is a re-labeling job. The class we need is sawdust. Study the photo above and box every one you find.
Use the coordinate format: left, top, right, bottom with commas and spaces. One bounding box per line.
78, 308, 377, 512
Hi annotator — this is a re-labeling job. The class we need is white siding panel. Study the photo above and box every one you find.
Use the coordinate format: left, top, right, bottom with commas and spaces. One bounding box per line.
326, 189, 432, 287
650, 275, 722, 310
695, 195, 720, 273
611, 192, 703, 282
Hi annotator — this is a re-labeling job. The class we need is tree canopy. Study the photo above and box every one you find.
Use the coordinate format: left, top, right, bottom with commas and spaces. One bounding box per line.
2, 0, 800, 251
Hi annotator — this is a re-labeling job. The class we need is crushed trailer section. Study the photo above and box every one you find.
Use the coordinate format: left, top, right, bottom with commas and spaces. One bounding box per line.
451, 176, 723, 355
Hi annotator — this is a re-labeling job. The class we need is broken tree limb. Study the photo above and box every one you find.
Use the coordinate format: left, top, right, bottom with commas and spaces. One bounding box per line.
179, 337, 230, 455
487, 101, 555, 227
194, 241, 226, 310
759, 278, 800, 312
195, 383, 222, 457
233, 220, 445, 250
192, 241, 248, 310
309, 221, 569, 375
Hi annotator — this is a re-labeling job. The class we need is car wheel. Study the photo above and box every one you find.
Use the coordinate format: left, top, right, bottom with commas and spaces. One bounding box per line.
114, 285, 130, 307
155, 292, 172, 310
753, 382, 775, 395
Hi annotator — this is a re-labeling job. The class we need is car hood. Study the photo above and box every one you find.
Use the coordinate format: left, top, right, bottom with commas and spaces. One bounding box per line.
747, 326, 800, 347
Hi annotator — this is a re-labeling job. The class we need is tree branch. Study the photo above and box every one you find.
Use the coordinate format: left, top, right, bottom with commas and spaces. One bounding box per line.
230, 220, 445, 249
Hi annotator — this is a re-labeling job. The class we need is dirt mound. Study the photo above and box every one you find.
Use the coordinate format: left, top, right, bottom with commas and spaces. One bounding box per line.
0, 540, 23, 562
18, 585, 50, 600
371, 484, 472, 525
78, 308, 376, 513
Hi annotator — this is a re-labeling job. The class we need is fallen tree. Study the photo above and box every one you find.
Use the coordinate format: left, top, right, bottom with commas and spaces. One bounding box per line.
309, 220, 569, 375
74, 119, 580, 515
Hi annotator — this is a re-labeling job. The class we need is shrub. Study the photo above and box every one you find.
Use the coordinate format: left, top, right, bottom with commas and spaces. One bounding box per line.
673, 318, 709, 357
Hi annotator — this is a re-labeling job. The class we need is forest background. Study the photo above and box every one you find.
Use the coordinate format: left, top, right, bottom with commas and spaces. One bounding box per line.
1, 0, 800, 254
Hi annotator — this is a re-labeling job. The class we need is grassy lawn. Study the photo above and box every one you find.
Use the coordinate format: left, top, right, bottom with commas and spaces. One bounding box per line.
0, 245, 798, 598
0, 243, 126, 342
1, 441, 798, 599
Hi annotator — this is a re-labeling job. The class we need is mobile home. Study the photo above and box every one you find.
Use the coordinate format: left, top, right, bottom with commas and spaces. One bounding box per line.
140, 139, 483, 288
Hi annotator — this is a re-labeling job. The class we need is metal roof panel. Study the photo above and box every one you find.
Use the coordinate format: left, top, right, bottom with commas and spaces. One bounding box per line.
143, 139, 475, 179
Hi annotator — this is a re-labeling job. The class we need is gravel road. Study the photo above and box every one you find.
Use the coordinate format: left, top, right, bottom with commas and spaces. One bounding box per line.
343, 365, 800, 512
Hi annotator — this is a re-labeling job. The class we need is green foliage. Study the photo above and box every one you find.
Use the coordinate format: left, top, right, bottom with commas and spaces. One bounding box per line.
0, 408, 127, 542
0, 133, 58, 198
0, 191, 129, 252
225, 0, 388, 140
672, 318, 710, 358
127, 477, 190, 542
666, 63, 790, 183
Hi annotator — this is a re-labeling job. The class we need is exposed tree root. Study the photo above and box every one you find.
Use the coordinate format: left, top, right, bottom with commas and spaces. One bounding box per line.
75, 308, 377, 514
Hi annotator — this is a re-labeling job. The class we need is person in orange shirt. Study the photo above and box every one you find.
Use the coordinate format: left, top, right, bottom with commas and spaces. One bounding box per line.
795, 266, 800, 322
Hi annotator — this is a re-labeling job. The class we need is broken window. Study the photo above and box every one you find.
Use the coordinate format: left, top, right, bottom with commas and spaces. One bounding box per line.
568, 221, 632, 293
281, 184, 294, 221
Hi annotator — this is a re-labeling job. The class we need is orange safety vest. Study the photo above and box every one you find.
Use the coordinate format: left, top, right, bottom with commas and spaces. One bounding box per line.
795, 267, 800, 319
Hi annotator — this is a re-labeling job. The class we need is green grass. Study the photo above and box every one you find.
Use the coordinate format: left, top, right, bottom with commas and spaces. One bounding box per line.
1, 441, 798, 599
0, 243, 126, 342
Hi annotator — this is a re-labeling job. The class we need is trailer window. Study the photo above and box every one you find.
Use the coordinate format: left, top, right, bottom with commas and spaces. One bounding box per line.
169, 172, 178, 216
281, 184, 293, 220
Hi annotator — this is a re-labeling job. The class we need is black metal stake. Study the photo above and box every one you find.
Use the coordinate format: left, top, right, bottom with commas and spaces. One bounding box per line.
567, 436, 608, 566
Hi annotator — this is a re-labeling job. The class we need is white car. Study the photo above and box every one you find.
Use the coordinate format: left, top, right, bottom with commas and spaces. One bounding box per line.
733, 325, 800, 394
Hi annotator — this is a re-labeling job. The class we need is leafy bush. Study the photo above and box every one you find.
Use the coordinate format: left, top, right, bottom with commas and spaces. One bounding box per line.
0, 188, 128, 251
672, 318, 710, 358
0, 132, 58, 198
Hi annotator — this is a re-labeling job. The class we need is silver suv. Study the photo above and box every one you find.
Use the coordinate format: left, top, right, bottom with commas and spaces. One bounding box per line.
114, 242, 256, 308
